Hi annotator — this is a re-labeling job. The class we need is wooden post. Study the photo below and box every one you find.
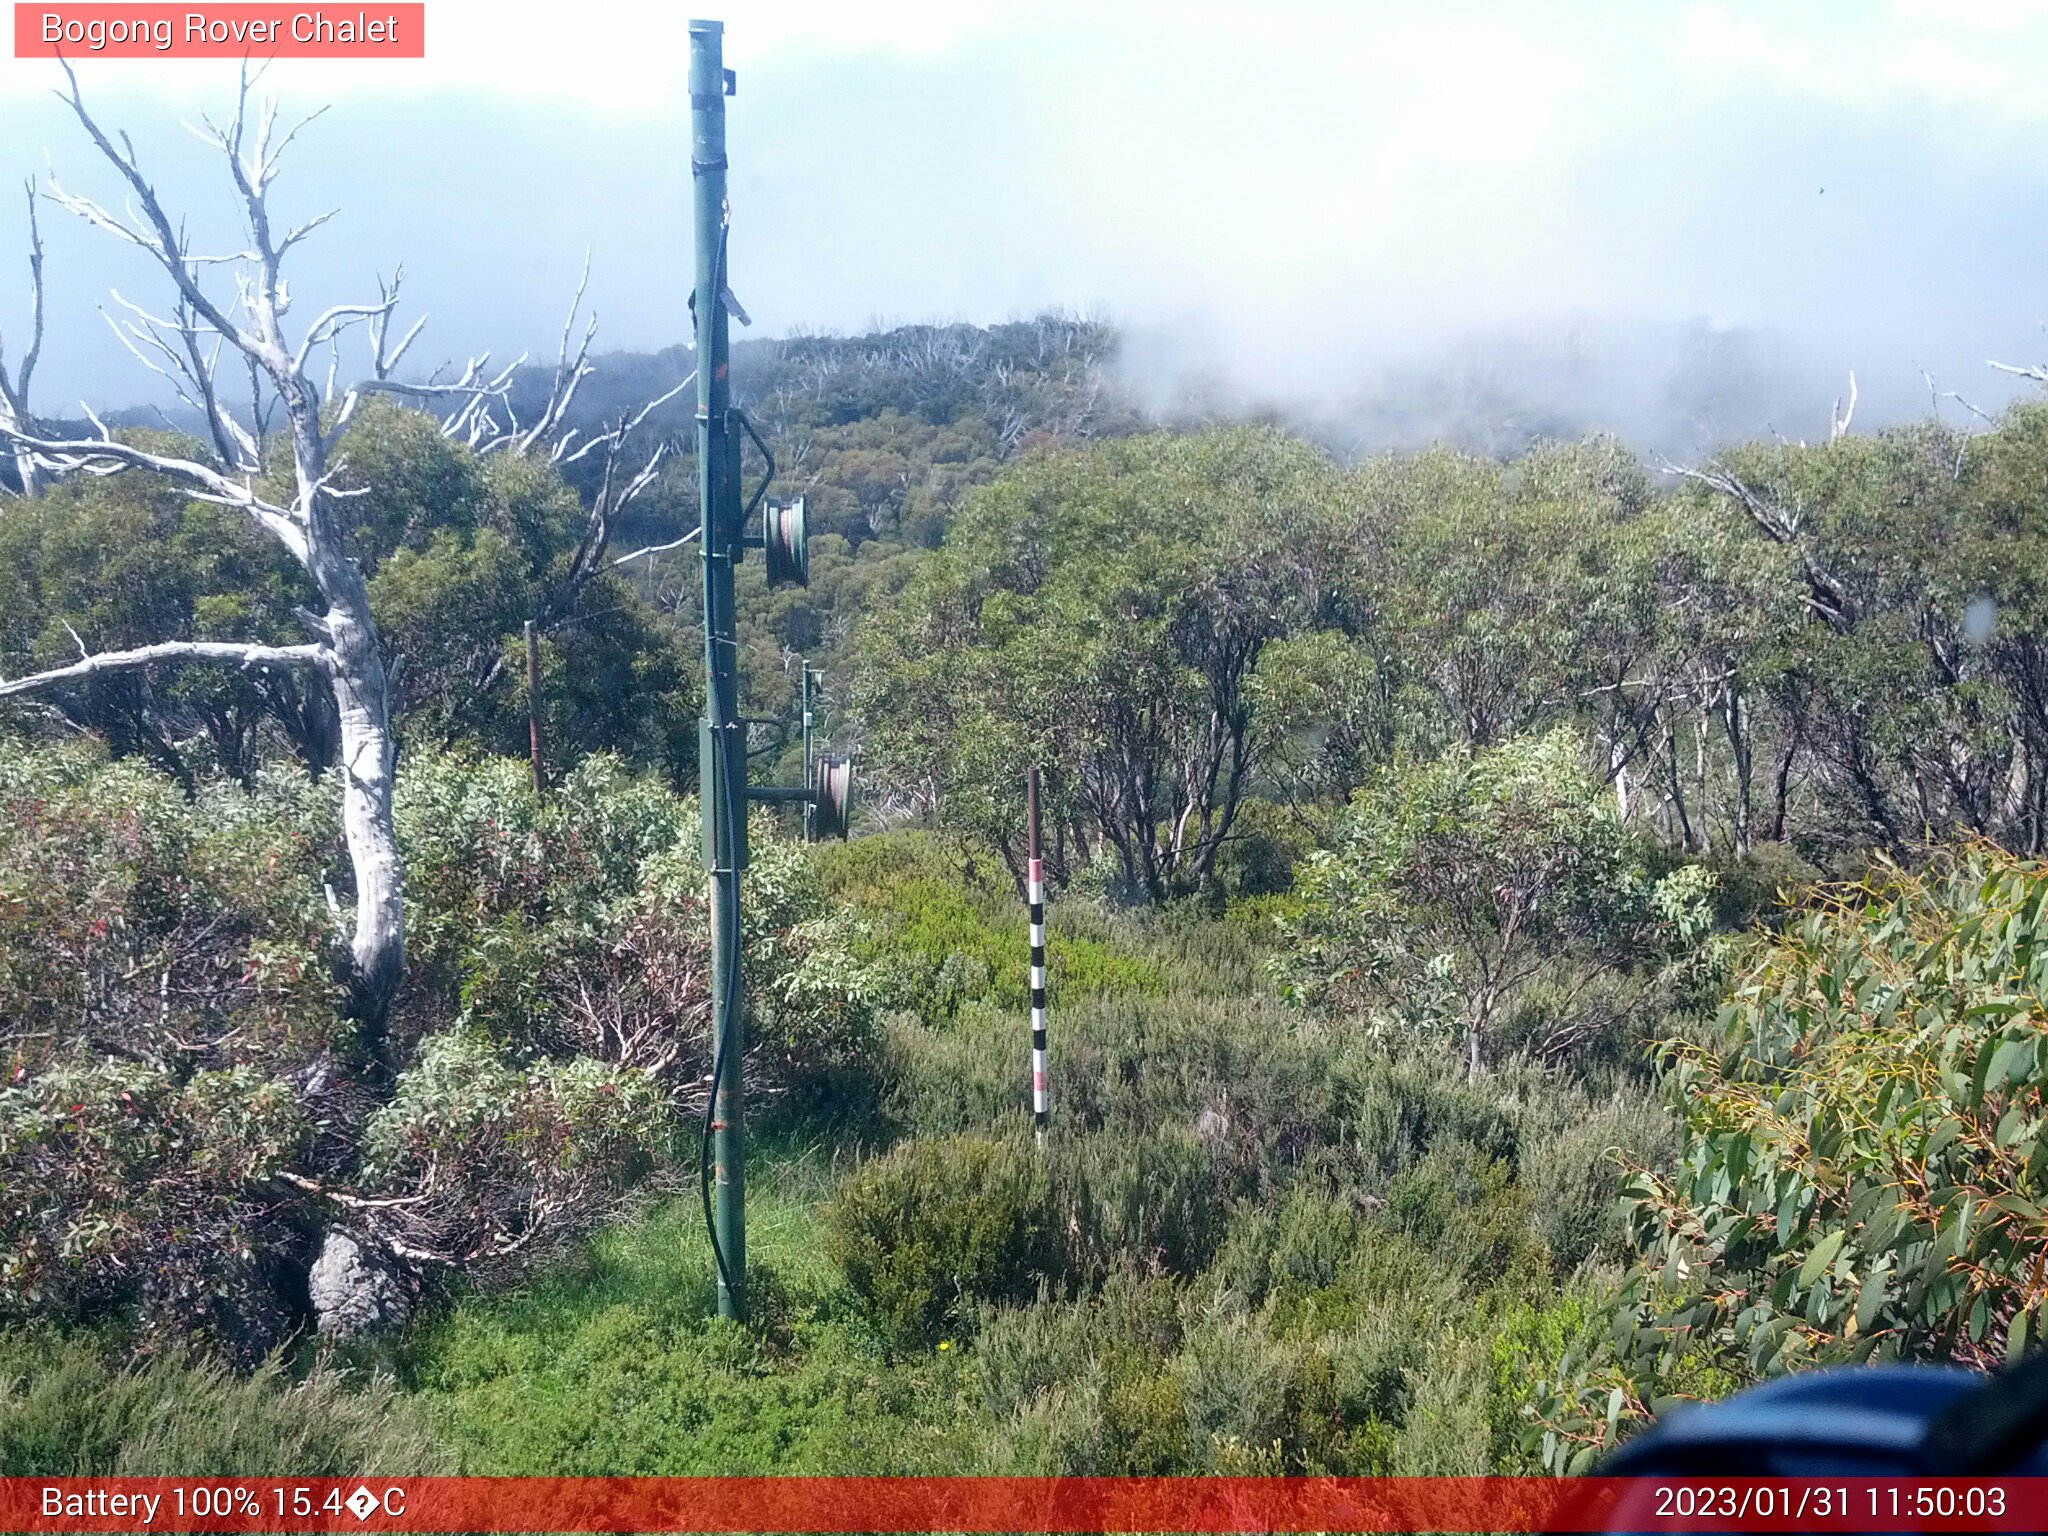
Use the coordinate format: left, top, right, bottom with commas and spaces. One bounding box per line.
524, 619, 545, 795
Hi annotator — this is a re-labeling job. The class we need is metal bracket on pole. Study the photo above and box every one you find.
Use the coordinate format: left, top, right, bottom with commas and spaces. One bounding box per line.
733, 410, 775, 538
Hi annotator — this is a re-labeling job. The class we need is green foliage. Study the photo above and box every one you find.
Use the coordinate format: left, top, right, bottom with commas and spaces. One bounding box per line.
0, 1333, 443, 1475
1053, 1128, 1227, 1282
351, 406, 699, 783
359, 1034, 670, 1264
858, 427, 1353, 903
1530, 850, 2048, 1469
392, 749, 885, 1137
0, 403, 697, 784
0, 452, 319, 782
0, 743, 340, 1354
0, 736, 880, 1343
823, 1135, 1063, 1351
1367, 442, 1645, 754
0, 741, 342, 1054
842, 390, 2048, 900
352, 856, 1670, 1480
1706, 841, 1825, 931
1, 1060, 309, 1331
29, 312, 2048, 1478
1281, 728, 1723, 1074
398, 1175, 990, 1474
1207, 796, 1321, 900
811, 831, 1161, 1026
973, 1189, 1604, 1477
1383, 1143, 1550, 1289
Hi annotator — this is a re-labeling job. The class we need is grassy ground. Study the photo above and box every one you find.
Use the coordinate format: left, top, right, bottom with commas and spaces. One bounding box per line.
389, 1143, 994, 1474
377, 831, 1665, 1476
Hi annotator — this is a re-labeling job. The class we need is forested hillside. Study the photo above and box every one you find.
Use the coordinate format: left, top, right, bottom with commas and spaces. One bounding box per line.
9, 297, 2048, 1477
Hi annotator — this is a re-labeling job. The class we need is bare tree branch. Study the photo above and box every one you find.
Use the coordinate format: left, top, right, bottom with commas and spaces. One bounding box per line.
513, 250, 597, 455
47, 61, 266, 374
1920, 365, 1996, 428
0, 177, 45, 496
559, 373, 691, 464
335, 350, 524, 448
1661, 457, 1854, 631
0, 414, 315, 556
12, 179, 42, 400
366, 268, 424, 381
1829, 370, 1857, 441
612, 526, 700, 569
0, 639, 325, 698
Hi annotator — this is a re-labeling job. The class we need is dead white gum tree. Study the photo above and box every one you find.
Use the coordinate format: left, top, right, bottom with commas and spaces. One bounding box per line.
0, 178, 43, 498
0, 66, 678, 1035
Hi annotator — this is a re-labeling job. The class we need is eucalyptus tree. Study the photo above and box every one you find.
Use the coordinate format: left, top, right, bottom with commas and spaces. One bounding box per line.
859, 426, 1350, 901
1279, 728, 1714, 1079
0, 68, 673, 1030
1670, 410, 2048, 857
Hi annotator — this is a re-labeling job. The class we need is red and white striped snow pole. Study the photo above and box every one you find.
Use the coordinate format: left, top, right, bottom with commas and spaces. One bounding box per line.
1027, 766, 1049, 1143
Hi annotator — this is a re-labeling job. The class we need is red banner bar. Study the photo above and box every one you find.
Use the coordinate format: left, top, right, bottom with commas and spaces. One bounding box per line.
13, 4, 425, 58
6, 1476, 2048, 1532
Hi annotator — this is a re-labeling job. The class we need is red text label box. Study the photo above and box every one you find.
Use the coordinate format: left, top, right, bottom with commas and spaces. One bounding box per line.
14, 4, 425, 58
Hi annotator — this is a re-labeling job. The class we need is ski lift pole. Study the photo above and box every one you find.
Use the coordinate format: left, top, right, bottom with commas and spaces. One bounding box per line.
1027, 767, 1049, 1143
691, 16, 746, 1323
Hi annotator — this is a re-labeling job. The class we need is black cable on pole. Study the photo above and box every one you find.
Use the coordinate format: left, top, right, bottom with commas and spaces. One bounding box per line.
696, 216, 743, 1316
699, 771, 742, 1312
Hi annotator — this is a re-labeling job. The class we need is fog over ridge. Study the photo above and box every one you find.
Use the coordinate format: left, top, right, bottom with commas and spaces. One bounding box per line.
4, 1, 2048, 455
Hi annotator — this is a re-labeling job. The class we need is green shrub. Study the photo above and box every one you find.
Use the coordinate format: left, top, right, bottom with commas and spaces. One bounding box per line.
1383, 1142, 1549, 1288
1052, 1129, 1228, 1281
824, 1135, 1063, 1350
1530, 851, 2048, 1471
0, 1059, 312, 1357
0, 736, 882, 1347
1279, 728, 1720, 1075
1706, 840, 1823, 930
1340, 1052, 1521, 1185
0, 744, 337, 1352
1209, 796, 1317, 899
1516, 1093, 1668, 1275
977, 1271, 1189, 1473
1485, 1290, 1606, 1472
1207, 1188, 1367, 1307
881, 986, 1342, 1175
0, 743, 343, 1063
0, 1333, 444, 1475
401, 1181, 992, 1475
1175, 1312, 1394, 1474
813, 830, 1163, 1026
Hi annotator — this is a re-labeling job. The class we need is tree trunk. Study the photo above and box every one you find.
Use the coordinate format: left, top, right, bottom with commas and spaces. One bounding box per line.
1664, 720, 1696, 852
327, 597, 404, 1035
4, 442, 39, 499
1608, 735, 1632, 822
1725, 685, 1753, 859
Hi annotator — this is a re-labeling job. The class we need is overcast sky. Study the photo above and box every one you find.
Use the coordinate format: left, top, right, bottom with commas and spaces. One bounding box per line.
3, 0, 2048, 445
